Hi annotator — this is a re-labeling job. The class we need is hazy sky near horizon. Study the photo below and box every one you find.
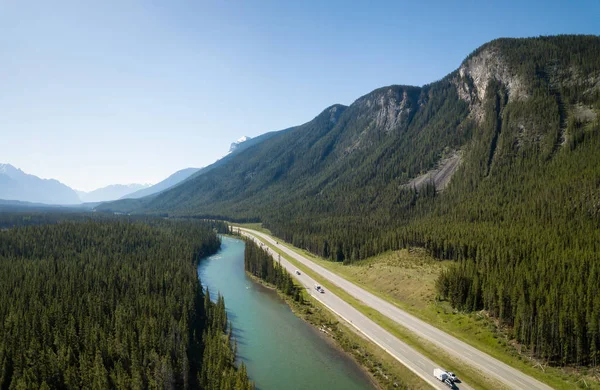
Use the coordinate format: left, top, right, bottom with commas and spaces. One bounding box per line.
1, 1, 599, 191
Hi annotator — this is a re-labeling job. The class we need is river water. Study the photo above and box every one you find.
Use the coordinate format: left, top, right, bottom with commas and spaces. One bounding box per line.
197, 236, 374, 390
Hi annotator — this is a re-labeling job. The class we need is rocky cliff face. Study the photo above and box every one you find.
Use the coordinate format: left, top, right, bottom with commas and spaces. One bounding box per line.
341, 86, 420, 155
355, 86, 418, 133
327, 105, 343, 124
453, 45, 528, 123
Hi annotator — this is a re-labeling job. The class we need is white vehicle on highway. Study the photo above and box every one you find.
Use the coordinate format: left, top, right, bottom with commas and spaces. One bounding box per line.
433, 368, 448, 382
433, 368, 455, 388
315, 284, 325, 293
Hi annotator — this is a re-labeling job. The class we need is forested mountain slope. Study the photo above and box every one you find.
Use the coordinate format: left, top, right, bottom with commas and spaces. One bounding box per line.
101, 36, 600, 366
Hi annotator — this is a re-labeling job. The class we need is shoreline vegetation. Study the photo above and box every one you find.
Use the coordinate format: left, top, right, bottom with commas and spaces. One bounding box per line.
241, 236, 428, 389
0, 214, 252, 389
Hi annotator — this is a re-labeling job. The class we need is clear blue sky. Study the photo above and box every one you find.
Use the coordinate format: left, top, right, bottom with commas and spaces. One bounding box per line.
1, 0, 598, 191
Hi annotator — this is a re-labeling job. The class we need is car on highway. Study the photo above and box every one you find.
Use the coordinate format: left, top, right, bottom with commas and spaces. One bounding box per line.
295, 269, 301, 275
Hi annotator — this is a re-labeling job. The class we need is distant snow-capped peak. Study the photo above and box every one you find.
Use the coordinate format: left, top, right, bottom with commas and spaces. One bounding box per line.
0, 163, 22, 178
228, 136, 252, 154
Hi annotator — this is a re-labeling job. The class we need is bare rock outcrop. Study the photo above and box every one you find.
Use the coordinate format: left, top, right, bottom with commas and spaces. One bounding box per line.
356, 87, 415, 133
453, 46, 528, 123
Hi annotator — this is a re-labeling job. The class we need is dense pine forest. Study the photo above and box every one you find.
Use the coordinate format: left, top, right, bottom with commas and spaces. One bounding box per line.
100, 36, 600, 367
0, 214, 252, 389
244, 239, 303, 303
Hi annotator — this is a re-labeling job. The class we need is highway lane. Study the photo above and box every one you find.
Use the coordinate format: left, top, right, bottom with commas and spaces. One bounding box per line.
240, 228, 552, 390
240, 231, 474, 390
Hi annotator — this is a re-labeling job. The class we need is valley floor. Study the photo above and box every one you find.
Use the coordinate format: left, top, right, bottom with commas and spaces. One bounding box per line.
236, 224, 599, 390
240, 229, 468, 390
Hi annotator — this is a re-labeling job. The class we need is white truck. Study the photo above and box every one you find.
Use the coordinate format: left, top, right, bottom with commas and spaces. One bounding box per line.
433, 368, 448, 382
433, 368, 455, 388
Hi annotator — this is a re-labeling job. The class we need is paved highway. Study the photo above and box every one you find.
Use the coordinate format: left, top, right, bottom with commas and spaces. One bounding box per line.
240, 230, 474, 390
240, 228, 552, 390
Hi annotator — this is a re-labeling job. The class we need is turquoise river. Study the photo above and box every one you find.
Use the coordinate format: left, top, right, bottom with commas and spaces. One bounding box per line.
197, 236, 374, 390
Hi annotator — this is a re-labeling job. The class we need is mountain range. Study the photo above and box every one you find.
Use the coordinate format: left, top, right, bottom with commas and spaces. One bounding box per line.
0, 164, 153, 204
100, 35, 600, 366
0, 164, 81, 205
0, 135, 265, 206
76, 184, 151, 203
